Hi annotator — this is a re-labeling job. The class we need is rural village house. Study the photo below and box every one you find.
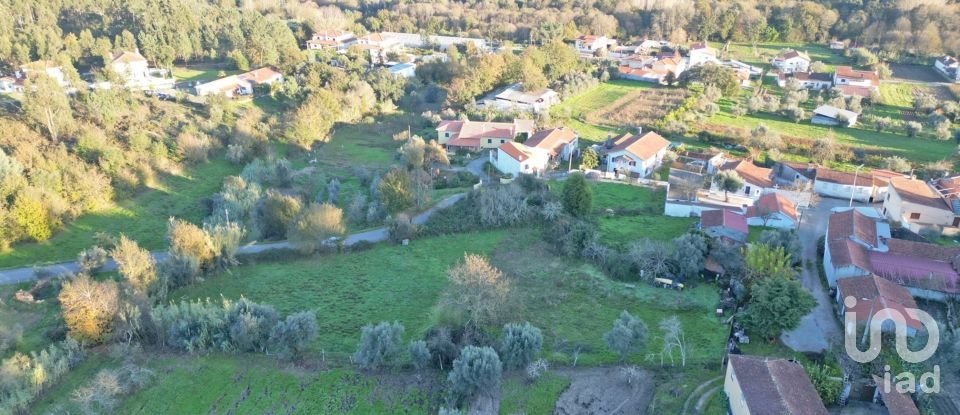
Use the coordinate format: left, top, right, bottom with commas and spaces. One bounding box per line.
713, 160, 775, 200
480, 83, 559, 113
833, 66, 880, 98
777, 71, 833, 90
771, 50, 811, 73
724, 354, 828, 415
436, 119, 535, 152
700, 209, 748, 244
195, 67, 283, 97
574, 34, 614, 54
934, 55, 960, 83
17, 60, 68, 88
773, 161, 817, 190
523, 127, 579, 162
107, 50, 174, 90
824, 208, 960, 300
745, 192, 798, 229
600, 130, 671, 178
837, 275, 923, 337
814, 168, 902, 203
687, 42, 718, 67
490, 141, 549, 177
883, 176, 960, 234
305, 30, 357, 51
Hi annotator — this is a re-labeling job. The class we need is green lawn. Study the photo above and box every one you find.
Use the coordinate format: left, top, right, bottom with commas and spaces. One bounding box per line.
588, 181, 665, 213
171, 230, 510, 356
598, 215, 696, 246
172, 66, 240, 83
712, 41, 854, 72
879, 83, 920, 108
0, 158, 240, 269
706, 111, 955, 163
32, 354, 437, 414
551, 80, 657, 144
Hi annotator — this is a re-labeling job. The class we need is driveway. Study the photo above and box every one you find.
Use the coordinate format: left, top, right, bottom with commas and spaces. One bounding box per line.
780, 197, 871, 352
463, 153, 491, 183
0, 193, 466, 286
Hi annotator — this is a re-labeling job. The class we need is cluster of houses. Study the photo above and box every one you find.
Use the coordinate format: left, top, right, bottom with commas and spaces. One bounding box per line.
610, 40, 760, 86
435, 119, 676, 179
304, 28, 483, 72
773, 49, 880, 100
0, 49, 174, 94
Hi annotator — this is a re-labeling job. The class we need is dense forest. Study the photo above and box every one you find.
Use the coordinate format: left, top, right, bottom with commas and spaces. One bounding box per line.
2, 0, 959, 72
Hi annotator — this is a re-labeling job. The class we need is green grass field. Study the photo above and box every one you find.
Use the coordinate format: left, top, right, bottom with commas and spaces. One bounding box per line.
172, 66, 240, 83
0, 159, 239, 269
711, 41, 853, 71
706, 110, 955, 163
32, 354, 438, 414
598, 215, 696, 246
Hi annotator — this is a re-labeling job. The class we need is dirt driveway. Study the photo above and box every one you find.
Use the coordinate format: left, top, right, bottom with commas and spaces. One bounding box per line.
554, 367, 654, 415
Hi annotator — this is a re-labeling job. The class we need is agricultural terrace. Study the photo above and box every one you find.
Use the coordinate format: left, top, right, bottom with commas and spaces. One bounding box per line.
709, 41, 851, 72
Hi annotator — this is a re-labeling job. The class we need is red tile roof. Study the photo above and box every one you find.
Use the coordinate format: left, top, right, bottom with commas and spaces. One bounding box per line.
835, 66, 879, 85
838, 275, 923, 330
610, 131, 670, 161
746, 193, 798, 222
240, 67, 282, 84
499, 141, 530, 162
722, 160, 773, 188
871, 375, 921, 415
831, 209, 879, 246
701, 209, 748, 235
890, 177, 951, 210
525, 127, 577, 156
111, 50, 147, 65
869, 239, 960, 293
728, 355, 829, 415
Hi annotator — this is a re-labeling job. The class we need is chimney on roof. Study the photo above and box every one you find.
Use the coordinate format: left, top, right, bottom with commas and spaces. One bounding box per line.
636, 126, 643, 136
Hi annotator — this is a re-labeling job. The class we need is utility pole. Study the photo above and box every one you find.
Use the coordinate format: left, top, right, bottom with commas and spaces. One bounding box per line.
849, 164, 864, 208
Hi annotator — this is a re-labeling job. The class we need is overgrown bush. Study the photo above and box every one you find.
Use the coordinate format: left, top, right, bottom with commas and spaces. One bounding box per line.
59, 274, 120, 343
269, 311, 318, 360
387, 213, 417, 243
0, 339, 83, 414
409, 340, 432, 370
77, 245, 109, 273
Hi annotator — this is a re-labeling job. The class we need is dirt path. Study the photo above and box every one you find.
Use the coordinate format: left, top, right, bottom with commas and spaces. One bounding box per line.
681, 376, 722, 415
692, 385, 721, 414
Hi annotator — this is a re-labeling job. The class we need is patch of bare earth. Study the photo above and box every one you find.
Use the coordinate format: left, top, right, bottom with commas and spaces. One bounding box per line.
553, 367, 654, 415
586, 88, 689, 128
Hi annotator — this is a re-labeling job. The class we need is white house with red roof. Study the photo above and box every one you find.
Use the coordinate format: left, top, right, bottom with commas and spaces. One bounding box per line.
435, 119, 535, 152
108, 49, 174, 90
771, 50, 811, 73
306, 30, 357, 52
524, 127, 579, 162
574, 35, 614, 54
833, 66, 880, 98
883, 176, 960, 234
745, 192, 798, 229
712, 160, 775, 200
814, 168, 903, 203
490, 141, 549, 177
601, 130, 671, 178
934, 55, 960, 83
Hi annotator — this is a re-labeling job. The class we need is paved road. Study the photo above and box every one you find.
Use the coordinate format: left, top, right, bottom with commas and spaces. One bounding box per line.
780, 197, 869, 352
0, 193, 466, 286
463, 153, 491, 183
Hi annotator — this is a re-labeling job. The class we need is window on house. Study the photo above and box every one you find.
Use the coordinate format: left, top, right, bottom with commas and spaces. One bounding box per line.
744, 186, 751, 195
500, 139, 505, 144
910, 212, 921, 220
487, 139, 492, 144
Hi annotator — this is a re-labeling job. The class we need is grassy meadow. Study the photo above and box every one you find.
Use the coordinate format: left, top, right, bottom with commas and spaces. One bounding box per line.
0, 159, 240, 269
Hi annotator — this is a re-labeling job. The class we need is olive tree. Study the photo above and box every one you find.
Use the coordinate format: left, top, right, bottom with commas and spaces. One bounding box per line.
448, 346, 502, 399
500, 322, 543, 370
353, 321, 405, 370
603, 310, 648, 363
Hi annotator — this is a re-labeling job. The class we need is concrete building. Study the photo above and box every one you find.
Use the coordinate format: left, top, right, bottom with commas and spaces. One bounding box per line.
490, 141, 548, 177
812, 105, 858, 127
771, 50, 811, 73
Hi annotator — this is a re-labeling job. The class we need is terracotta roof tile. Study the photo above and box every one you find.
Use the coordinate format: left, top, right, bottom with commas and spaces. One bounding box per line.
890, 177, 950, 210
871, 375, 921, 415
701, 209, 748, 234
838, 275, 922, 330
746, 193, 797, 222
722, 160, 773, 188
610, 131, 670, 161
499, 142, 530, 162
835, 66, 879, 85
525, 127, 577, 156
728, 355, 828, 415
827, 209, 878, 246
